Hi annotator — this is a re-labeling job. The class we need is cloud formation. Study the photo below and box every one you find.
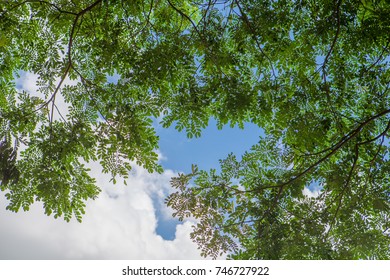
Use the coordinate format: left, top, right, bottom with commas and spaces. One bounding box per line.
0, 163, 203, 259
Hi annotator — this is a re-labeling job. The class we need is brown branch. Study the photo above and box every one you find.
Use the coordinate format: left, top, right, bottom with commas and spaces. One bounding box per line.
200, 0, 213, 34
357, 120, 390, 146
368, 134, 385, 166
302, 117, 390, 159
48, 0, 102, 124
68, 0, 103, 64
325, 143, 359, 239
320, 0, 343, 131
79, 0, 102, 15
363, 38, 390, 75
1, 0, 78, 17
70, 65, 110, 124
49, 62, 72, 124
167, 0, 202, 38
135, 0, 154, 36
300, 145, 334, 158
33, 0, 78, 16
323, 0, 342, 69
0, 0, 29, 17
67, 17, 79, 65
166, 0, 229, 79
322, 73, 344, 132
250, 108, 390, 193
234, 0, 276, 78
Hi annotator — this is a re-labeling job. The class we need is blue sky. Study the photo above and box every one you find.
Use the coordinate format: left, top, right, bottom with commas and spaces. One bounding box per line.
156, 119, 263, 173
154, 119, 262, 240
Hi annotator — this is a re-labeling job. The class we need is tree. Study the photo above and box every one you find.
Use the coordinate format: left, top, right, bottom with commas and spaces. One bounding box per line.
0, 0, 389, 259
166, 0, 390, 259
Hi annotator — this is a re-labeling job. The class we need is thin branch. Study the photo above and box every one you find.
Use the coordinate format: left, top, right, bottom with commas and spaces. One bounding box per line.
20, 1, 102, 121
49, 0, 102, 123
234, 0, 276, 78
135, 0, 154, 36
222, 2, 234, 31
320, 0, 343, 131
357, 120, 390, 146
363, 39, 390, 75
322, 72, 343, 131
0, 0, 29, 17
166, 0, 229, 79
325, 143, 359, 239
79, 0, 102, 15
68, 0, 103, 64
33, 0, 78, 16
67, 16, 79, 65
251, 108, 390, 192
49, 62, 71, 124
215, 218, 257, 231
166, 0, 204, 40
53, 103, 68, 124
71, 65, 109, 124
300, 145, 334, 158
200, 0, 213, 34
369, 134, 386, 165
302, 117, 390, 159
322, 0, 342, 69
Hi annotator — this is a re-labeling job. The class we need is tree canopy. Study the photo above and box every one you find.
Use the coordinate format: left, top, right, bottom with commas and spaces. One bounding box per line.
1, 0, 390, 259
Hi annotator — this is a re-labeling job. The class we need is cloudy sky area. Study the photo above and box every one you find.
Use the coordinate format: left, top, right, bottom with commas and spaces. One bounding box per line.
0, 72, 264, 259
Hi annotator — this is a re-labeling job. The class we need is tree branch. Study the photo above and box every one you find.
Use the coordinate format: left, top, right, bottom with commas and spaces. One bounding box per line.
68, 0, 103, 64
49, 62, 71, 124
254, 108, 390, 192
1, 0, 78, 17
166, 0, 229, 78
33, 0, 78, 16
323, 0, 342, 69
357, 120, 390, 146
363, 38, 390, 75
48, 0, 102, 126
167, 0, 202, 38
325, 143, 359, 239
234, 0, 276, 78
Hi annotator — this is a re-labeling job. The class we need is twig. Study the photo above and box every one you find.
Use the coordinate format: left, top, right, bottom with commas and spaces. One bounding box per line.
323, 0, 342, 69
167, 0, 203, 39
49, 62, 71, 124
234, 0, 276, 78
166, 0, 229, 78
363, 39, 390, 75
48, 0, 102, 122
325, 143, 359, 239
249, 108, 390, 192
357, 120, 390, 146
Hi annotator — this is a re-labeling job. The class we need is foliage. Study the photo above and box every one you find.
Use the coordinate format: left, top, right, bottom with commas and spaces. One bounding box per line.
1, 0, 390, 258
165, 0, 390, 259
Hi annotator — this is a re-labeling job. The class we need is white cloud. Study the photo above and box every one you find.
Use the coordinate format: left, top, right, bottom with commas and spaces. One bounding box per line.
302, 187, 321, 198
15, 71, 40, 94
0, 72, 207, 260
14, 70, 78, 121
0, 162, 204, 259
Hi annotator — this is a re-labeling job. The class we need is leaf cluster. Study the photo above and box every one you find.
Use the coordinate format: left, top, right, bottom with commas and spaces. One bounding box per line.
1, 0, 390, 259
